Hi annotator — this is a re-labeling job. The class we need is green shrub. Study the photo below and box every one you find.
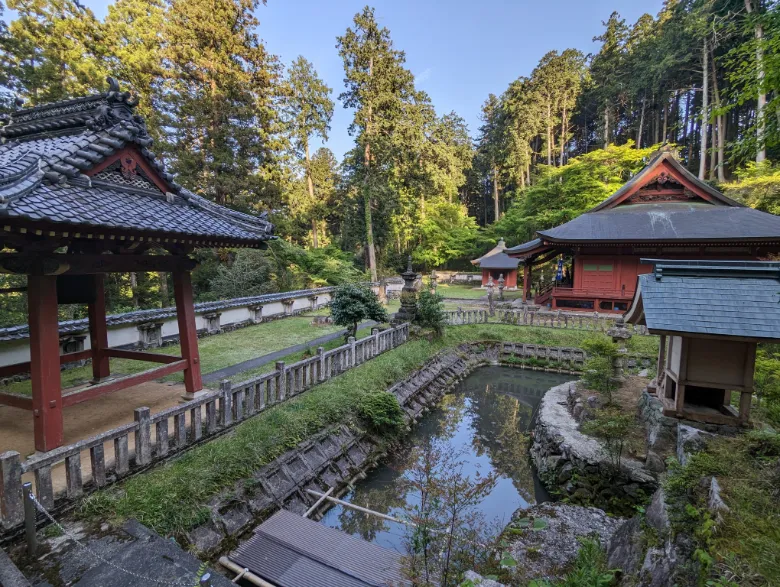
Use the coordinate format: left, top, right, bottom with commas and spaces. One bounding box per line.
582, 336, 618, 359
415, 289, 447, 336
331, 284, 388, 338
582, 408, 634, 469
357, 391, 405, 436
745, 429, 780, 457
582, 356, 617, 396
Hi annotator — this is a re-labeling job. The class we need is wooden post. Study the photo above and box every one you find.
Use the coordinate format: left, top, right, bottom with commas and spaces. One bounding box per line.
88, 274, 110, 381
173, 270, 202, 397
29, 275, 63, 452
523, 264, 531, 303
655, 334, 667, 396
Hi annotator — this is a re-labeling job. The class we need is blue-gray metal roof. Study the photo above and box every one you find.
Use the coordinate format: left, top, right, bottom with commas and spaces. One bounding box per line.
229, 509, 409, 587
626, 260, 780, 341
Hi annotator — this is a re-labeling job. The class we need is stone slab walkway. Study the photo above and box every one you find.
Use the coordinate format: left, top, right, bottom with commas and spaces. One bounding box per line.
25, 519, 233, 587
201, 319, 382, 384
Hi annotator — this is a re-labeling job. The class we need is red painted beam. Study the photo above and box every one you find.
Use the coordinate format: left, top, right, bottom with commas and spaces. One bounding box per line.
28, 275, 63, 452
89, 275, 110, 381
173, 271, 202, 394
104, 349, 183, 364
61, 360, 188, 408
0, 392, 33, 410
0, 349, 93, 378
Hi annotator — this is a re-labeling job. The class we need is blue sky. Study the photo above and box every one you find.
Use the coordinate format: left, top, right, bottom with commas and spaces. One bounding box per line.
79, 0, 663, 159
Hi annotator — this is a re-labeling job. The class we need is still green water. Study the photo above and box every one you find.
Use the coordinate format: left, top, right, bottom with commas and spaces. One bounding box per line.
319, 366, 573, 552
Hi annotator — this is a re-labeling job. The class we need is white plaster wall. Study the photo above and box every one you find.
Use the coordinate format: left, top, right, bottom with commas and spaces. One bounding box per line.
263, 301, 285, 318
0, 341, 32, 367
160, 318, 180, 339
0, 290, 334, 369
220, 307, 251, 326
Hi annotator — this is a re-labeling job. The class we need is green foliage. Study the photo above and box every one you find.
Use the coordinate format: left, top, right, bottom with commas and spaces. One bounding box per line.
415, 290, 446, 336
581, 408, 633, 469
330, 283, 387, 338
493, 143, 657, 243
356, 391, 404, 435
208, 241, 366, 300
581, 336, 618, 360
582, 356, 617, 397
528, 538, 616, 587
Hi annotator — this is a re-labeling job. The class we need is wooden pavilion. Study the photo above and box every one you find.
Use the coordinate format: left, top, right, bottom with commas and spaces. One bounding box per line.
506, 149, 780, 311
0, 79, 274, 452
625, 259, 780, 426
471, 238, 519, 288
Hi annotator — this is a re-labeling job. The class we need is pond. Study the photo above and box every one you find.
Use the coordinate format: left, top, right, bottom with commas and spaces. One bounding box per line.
319, 366, 574, 552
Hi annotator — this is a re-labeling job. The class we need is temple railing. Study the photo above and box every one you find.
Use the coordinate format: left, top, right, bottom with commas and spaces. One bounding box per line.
443, 308, 649, 335
0, 323, 410, 533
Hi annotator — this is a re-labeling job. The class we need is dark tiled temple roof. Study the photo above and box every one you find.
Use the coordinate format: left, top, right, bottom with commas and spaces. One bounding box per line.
0, 287, 335, 342
538, 203, 780, 243
505, 148, 780, 257
0, 78, 273, 246
625, 260, 780, 341
472, 238, 520, 269
590, 150, 742, 212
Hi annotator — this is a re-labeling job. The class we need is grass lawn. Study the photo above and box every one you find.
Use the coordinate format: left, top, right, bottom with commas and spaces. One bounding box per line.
1, 313, 348, 396
81, 323, 658, 537
436, 283, 524, 301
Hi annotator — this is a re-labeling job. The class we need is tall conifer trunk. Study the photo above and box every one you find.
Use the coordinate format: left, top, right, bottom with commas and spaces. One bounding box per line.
699, 39, 709, 180
364, 56, 377, 282
745, 0, 766, 162
637, 95, 646, 148
304, 141, 318, 248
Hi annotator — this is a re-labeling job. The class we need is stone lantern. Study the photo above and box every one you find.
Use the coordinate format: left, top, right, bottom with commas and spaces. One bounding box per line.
606, 317, 632, 381
430, 269, 438, 293
486, 275, 495, 316
395, 255, 418, 324
498, 273, 505, 301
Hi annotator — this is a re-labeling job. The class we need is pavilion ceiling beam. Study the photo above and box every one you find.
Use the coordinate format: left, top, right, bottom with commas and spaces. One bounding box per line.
0, 253, 197, 275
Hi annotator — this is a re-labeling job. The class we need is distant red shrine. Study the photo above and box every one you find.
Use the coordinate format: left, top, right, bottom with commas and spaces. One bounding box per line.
507, 150, 780, 312
471, 238, 519, 288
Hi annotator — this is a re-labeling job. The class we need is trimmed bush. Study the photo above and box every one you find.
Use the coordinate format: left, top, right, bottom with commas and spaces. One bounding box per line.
357, 391, 405, 435
415, 289, 446, 336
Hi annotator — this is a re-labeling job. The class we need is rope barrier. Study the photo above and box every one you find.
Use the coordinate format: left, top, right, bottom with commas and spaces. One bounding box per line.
28, 490, 209, 587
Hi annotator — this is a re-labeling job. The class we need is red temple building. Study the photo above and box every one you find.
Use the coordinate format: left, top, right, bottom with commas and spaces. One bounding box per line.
506, 150, 780, 312
0, 79, 274, 452
471, 238, 519, 288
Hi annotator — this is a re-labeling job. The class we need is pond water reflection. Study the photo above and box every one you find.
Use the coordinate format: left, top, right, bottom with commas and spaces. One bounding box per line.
319, 366, 574, 552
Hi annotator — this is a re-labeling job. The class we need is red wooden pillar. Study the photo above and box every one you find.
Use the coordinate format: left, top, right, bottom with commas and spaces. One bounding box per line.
523, 264, 531, 302
88, 274, 110, 382
173, 270, 202, 394
28, 275, 63, 452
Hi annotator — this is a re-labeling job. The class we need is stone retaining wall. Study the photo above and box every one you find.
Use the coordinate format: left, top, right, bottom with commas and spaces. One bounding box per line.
184, 342, 502, 554
532, 382, 658, 512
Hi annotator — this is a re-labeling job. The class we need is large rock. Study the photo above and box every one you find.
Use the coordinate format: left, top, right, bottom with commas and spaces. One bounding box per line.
462, 570, 505, 586
504, 502, 622, 584
532, 382, 657, 512
606, 516, 644, 578
677, 424, 716, 466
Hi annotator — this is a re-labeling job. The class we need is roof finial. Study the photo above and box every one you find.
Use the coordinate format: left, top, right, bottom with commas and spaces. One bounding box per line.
106, 76, 120, 94
14, 97, 24, 110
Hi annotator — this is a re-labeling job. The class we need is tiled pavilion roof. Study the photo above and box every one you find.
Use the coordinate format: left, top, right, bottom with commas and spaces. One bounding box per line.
0, 78, 274, 247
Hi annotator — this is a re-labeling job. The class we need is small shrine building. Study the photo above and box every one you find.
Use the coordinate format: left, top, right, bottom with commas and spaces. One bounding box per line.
506, 150, 780, 311
0, 79, 274, 452
625, 259, 780, 426
471, 238, 519, 288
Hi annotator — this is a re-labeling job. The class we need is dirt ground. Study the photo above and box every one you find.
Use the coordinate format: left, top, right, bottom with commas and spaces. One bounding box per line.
0, 380, 190, 493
